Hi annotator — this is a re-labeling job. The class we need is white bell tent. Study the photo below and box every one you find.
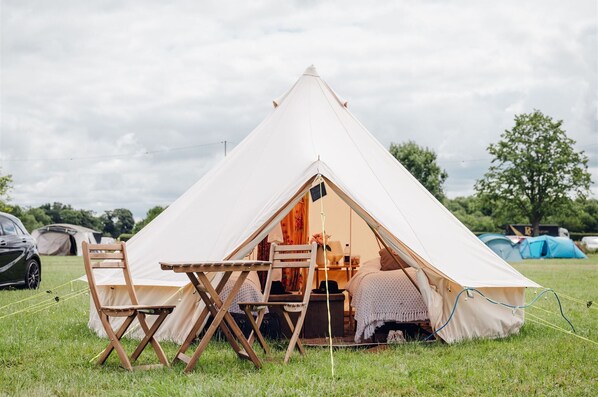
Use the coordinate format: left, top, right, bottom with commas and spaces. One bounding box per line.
88, 66, 539, 344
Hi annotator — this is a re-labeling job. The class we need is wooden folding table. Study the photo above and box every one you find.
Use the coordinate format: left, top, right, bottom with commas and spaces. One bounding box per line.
160, 260, 271, 373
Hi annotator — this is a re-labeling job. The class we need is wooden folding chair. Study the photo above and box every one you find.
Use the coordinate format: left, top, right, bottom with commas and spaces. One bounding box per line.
239, 243, 317, 364
82, 241, 175, 371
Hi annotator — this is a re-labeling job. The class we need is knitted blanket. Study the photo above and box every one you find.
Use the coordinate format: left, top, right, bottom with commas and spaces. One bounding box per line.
219, 273, 266, 314
347, 260, 428, 342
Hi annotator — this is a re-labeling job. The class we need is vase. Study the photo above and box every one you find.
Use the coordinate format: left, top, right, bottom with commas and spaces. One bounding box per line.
316, 246, 325, 266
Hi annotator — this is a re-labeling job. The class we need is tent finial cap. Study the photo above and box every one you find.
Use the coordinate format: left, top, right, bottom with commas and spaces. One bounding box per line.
303, 65, 319, 77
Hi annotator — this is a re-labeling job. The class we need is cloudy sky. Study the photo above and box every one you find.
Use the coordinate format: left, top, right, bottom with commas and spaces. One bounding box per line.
1, 0, 596, 219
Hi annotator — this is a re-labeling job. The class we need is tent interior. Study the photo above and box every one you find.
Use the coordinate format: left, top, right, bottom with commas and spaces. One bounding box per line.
243, 179, 432, 343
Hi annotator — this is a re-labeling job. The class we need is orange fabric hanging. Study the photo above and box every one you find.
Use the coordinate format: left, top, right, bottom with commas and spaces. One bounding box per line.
280, 194, 309, 291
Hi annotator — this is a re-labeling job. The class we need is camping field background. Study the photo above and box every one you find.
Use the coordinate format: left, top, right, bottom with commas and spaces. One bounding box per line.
0, 255, 596, 396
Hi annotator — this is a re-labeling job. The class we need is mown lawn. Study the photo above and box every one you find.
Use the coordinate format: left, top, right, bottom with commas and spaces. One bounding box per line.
0, 255, 596, 396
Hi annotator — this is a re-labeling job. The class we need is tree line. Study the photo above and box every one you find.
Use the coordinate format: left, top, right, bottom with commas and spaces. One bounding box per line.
0, 199, 165, 239
390, 110, 594, 235
1, 110, 595, 238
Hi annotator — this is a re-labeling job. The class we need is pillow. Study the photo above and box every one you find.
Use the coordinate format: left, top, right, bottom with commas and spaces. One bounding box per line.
379, 248, 405, 271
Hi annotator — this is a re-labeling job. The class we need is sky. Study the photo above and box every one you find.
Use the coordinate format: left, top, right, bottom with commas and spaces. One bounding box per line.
1, 0, 596, 220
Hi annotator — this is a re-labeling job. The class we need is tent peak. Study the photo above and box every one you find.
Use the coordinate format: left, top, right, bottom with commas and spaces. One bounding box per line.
303, 65, 319, 77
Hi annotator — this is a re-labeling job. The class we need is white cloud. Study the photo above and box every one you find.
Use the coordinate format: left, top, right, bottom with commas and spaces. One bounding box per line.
1, 0, 596, 218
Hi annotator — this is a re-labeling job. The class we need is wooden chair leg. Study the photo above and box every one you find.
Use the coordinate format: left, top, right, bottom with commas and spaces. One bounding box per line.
146, 313, 172, 366
282, 311, 307, 363
242, 306, 270, 355
98, 314, 136, 370
131, 312, 170, 366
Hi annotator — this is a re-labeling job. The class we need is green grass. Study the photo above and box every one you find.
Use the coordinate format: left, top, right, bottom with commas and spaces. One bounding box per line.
0, 256, 596, 396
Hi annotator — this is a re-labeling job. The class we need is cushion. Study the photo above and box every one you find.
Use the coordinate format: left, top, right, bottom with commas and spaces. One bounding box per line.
379, 248, 404, 271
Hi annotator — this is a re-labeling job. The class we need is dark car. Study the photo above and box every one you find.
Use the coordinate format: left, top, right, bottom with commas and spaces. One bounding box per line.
0, 212, 42, 289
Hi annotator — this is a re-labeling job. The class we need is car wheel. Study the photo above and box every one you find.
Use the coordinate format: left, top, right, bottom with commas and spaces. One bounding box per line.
25, 259, 40, 289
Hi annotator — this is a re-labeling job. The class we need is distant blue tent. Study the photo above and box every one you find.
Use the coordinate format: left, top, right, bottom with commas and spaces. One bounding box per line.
519, 236, 587, 259
478, 234, 523, 262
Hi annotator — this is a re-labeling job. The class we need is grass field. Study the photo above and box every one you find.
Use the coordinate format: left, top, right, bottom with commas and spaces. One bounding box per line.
0, 255, 596, 396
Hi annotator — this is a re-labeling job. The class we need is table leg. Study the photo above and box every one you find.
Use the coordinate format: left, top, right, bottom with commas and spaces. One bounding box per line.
197, 271, 262, 368
194, 273, 244, 354
173, 272, 232, 365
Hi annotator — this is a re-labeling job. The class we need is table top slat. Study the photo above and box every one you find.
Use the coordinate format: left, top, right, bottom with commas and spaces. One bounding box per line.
160, 260, 271, 273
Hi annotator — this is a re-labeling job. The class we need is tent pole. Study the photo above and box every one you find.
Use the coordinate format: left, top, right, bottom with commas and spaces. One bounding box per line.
369, 226, 421, 294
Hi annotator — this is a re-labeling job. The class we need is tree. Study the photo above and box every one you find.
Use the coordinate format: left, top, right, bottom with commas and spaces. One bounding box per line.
7, 206, 52, 232
474, 110, 592, 236
546, 198, 598, 233
39, 202, 102, 230
389, 141, 448, 201
0, 169, 13, 211
133, 206, 166, 234
40, 202, 72, 223
444, 195, 501, 233
101, 208, 135, 238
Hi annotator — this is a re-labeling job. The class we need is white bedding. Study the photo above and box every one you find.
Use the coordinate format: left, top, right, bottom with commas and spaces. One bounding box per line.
346, 258, 429, 342
218, 272, 266, 314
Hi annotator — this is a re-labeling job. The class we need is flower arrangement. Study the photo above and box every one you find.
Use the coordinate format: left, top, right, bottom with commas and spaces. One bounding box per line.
310, 232, 332, 251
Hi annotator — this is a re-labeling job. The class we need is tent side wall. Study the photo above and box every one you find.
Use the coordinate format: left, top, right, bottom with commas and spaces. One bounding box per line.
423, 271, 526, 342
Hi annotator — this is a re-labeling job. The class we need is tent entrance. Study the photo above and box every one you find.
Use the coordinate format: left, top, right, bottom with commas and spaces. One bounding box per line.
235, 176, 434, 343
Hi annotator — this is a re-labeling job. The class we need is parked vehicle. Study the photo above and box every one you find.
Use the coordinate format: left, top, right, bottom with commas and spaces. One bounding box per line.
0, 212, 42, 289
581, 236, 598, 251
505, 224, 569, 238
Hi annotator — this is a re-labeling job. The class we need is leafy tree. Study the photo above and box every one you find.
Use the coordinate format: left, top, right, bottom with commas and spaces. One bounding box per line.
101, 208, 135, 238
475, 110, 592, 236
444, 196, 501, 233
7, 206, 52, 232
38, 202, 102, 230
0, 169, 13, 211
133, 206, 166, 234
76, 209, 102, 230
389, 141, 448, 201
40, 202, 72, 223
546, 198, 598, 233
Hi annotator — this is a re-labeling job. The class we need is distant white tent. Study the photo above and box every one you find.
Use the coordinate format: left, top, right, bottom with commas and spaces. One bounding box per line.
33, 224, 102, 256
89, 66, 539, 344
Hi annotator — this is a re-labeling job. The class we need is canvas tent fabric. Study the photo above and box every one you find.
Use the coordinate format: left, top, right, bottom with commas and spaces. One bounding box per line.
32, 224, 102, 256
88, 66, 539, 344
519, 236, 586, 259
478, 234, 523, 262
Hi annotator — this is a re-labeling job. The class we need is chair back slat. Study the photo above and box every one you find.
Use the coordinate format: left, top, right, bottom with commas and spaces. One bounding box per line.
272, 261, 311, 269
88, 252, 126, 260
86, 243, 124, 251
82, 241, 140, 312
262, 243, 317, 306
273, 244, 314, 252
272, 252, 312, 260
92, 260, 126, 269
